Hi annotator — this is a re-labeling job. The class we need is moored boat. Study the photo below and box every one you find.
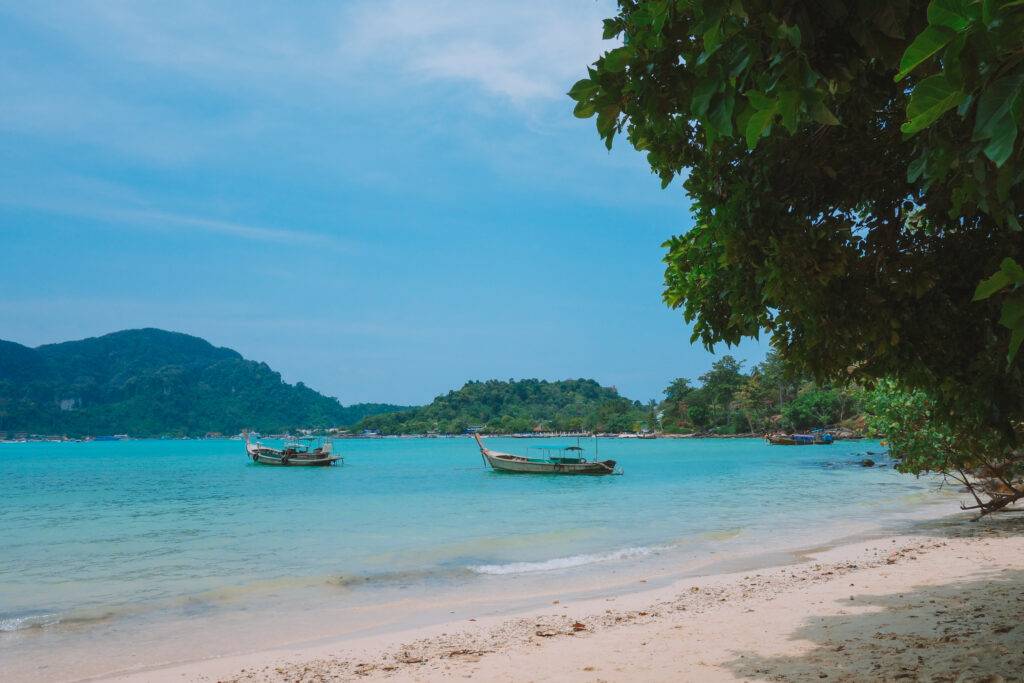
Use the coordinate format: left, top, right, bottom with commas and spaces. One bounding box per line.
765, 431, 834, 446
473, 434, 619, 475
245, 433, 341, 466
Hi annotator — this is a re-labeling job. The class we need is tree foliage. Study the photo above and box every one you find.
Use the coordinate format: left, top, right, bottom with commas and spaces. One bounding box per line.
571, 1, 1024, 490
659, 353, 861, 433
866, 379, 1024, 513
357, 378, 652, 435
0, 329, 408, 437
361, 358, 860, 436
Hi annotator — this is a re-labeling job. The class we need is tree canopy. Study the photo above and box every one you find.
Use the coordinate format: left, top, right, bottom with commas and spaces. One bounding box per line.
360, 359, 860, 436
571, 0, 1024, 511
357, 378, 653, 435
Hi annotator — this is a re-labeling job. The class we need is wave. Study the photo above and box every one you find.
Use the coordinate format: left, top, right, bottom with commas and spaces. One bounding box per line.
0, 606, 119, 633
469, 545, 662, 575
0, 610, 61, 632
327, 566, 475, 588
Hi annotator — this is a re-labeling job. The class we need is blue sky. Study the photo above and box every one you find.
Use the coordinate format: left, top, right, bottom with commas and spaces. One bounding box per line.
0, 1, 767, 405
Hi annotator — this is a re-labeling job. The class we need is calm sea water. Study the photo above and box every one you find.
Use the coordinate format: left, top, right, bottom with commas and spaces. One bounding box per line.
0, 437, 952, 679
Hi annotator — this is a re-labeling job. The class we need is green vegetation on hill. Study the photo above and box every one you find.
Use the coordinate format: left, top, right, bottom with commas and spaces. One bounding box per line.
0, 329, 409, 437
359, 361, 862, 436
661, 354, 862, 435
358, 379, 652, 435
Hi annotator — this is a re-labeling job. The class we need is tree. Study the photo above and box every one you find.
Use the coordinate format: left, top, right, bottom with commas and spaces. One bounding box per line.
734, 371, 774, 433
571, 1, 1024, 508
698, 356, 745, 431
660, 377, 694, 431
866, 380, 1023, 514
781, 387, 840, 431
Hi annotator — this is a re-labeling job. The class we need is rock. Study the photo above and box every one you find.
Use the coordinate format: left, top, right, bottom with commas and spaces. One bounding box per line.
572, 622, 587, 632
861, 459, 875, 467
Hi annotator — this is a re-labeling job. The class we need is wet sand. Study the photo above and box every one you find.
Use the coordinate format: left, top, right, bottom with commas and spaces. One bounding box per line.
105, 511, 1024, 682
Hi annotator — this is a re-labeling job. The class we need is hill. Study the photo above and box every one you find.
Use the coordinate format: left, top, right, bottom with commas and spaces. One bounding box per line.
357, 378, 652, 435
0, 329, 409, 437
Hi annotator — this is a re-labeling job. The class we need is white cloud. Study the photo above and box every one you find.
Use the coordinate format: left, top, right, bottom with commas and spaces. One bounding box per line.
4, 1, 614, 103
0, 189, 343, 249
340, 1, 614, 102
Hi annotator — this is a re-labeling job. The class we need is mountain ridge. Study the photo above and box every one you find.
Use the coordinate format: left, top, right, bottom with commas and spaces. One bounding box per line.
0, 328, 409, 437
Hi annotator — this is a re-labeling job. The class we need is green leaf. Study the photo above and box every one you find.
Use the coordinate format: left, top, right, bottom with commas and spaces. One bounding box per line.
746, 90, 775, 110
1000, 257, 1024, 283
603, 46, 635, 73
983, 112, 1018, 166
894, 26, 956, 81
926, 0, 978, 31
745, 106, 776, 149
974, 75, 1024, 139
729, 52, 751, 79
974, 270, 1012, 300
907, 155, 928, 183
973, 75, 1024, 165
1008, 324, 1024, 365
703, 19, 723, 55
707, 91, 735, 137
573, 101, 596, 118
778, 90, 800, 133
596, 104, 620, 137
776, 23, 801, 48
974, 75, 1024, 166
651, 3, 669, 34
900, 74, 965, 135
691, 79, 718, 117
999, 297, 1024, 328
567, 79, 598, 101
602, 18, 621, 40
943, 32, 968, 88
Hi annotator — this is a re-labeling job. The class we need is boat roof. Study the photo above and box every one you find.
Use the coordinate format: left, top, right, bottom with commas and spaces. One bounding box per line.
528, 445, 584, 451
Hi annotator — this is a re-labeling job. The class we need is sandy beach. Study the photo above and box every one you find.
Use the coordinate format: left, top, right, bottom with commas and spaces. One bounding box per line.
101, 510, 1024, 683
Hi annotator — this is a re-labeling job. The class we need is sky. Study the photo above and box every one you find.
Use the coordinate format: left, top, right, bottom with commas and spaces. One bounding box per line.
0, 1, 768, 405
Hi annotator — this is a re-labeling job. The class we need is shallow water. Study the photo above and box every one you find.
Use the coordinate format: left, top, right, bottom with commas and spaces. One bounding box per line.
0, 436, 951, 680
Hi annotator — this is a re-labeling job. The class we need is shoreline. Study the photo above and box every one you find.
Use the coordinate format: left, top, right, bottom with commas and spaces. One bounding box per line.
95, 503, 1024, 683
0, 433, 868, 444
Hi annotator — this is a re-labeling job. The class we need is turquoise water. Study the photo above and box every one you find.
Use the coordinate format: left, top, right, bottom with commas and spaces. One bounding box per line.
0, 437, 948, 679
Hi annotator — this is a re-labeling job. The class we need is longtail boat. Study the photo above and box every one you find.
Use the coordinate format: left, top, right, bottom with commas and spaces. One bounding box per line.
245, 433, 341, 466
765, 432, 834, 446
473, 433, 619, 475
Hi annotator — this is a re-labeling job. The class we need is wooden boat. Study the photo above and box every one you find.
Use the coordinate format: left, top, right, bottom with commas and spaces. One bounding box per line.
473, 434, 619, 475
765, 432, 833, 446
245, 433, 341, 466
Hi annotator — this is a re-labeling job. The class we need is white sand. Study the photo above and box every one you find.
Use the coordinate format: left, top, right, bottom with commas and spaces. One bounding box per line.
104, 512, 1024, 682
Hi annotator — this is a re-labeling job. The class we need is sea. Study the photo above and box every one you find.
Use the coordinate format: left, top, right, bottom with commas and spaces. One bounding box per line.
0, 436, 960, 680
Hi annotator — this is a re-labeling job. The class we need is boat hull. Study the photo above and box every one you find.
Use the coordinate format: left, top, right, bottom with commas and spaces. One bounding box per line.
765, 435, 833, 446
245, 438, 341, 466
250, 451, 340, 466
481, 450, 616, 475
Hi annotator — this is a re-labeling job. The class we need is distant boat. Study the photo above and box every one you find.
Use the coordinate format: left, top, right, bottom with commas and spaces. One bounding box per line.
245, 433, 341, 466
473, 434, 619, 475
765, 432, 833, 446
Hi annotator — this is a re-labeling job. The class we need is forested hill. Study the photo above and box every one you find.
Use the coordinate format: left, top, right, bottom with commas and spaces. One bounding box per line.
357, 355, 866, 436
0, 329, 408, 437
358, 378, 650, 435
